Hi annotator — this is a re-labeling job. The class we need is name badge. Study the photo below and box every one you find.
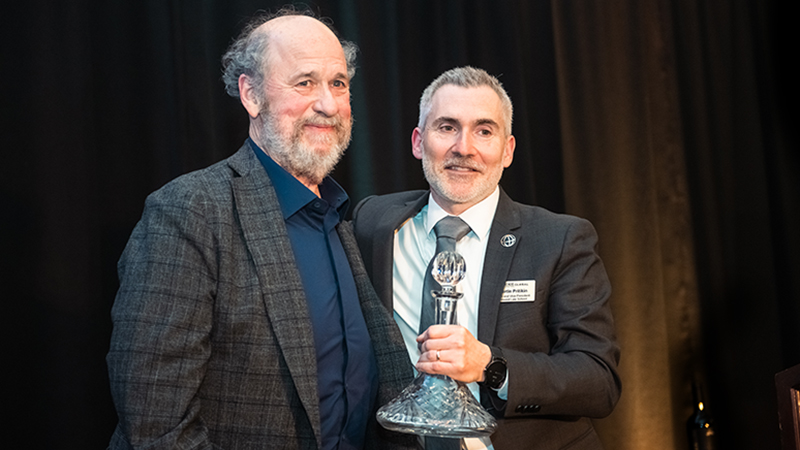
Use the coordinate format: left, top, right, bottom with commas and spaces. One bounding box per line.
501, 280, 536, 302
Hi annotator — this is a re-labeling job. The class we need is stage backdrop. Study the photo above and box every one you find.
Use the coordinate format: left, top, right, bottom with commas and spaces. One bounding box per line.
1, 1, 796, 449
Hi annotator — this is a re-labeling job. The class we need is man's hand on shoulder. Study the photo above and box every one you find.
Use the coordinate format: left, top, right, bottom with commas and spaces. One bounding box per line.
415, 325, 491, 383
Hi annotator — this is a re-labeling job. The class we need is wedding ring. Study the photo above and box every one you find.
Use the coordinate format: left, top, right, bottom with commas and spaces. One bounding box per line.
436, 350, 441, 361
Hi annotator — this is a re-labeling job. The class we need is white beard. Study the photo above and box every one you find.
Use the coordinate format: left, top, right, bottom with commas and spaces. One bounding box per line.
258, 108, 352, 186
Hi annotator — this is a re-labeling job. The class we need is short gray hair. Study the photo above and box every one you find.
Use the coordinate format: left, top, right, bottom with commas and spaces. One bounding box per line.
418, 66, 513, 136
221, 7, 358, 99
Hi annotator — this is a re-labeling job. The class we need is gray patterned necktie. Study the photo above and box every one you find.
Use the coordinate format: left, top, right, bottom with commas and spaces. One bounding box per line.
419, 216, 471, 334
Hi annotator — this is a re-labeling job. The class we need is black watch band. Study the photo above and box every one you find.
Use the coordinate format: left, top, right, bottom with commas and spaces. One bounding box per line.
480, 347, 507, 390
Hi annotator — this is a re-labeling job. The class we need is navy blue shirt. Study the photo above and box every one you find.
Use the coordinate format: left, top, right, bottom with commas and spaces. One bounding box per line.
252, 140, 378, 450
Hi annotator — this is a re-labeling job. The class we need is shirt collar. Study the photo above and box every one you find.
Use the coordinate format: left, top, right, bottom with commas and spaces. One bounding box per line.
424, 187, 500, 241
249, 138, 350, 220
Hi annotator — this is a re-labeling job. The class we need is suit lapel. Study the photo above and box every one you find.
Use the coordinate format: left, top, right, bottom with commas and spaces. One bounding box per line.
228, 145, 321, 443
371, 193, 428, 310
478, 189, 521, 344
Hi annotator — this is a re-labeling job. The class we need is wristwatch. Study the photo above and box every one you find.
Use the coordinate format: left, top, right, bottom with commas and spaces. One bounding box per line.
480, 347, 507, 390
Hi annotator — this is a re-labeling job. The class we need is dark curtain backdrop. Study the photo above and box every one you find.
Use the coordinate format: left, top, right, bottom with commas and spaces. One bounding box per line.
1, 1, 795, 449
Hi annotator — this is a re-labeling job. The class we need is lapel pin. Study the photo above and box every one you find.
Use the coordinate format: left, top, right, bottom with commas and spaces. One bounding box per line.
500, 234, 516, 248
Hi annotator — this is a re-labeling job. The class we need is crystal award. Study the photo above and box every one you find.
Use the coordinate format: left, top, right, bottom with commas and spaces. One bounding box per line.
376, 251, 498, 438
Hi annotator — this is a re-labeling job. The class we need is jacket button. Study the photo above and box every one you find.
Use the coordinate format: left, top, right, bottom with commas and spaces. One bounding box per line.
515, 405, 524, 413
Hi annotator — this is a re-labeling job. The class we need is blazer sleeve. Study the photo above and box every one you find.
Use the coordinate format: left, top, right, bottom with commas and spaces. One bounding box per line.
106, 183, 220, 449
498, 217, 621, 419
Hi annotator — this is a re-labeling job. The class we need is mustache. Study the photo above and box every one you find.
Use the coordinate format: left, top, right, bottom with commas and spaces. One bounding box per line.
301, 116, 347, 130
441, 155, 485, 172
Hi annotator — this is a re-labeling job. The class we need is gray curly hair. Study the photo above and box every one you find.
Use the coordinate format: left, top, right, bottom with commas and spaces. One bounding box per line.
221, 7, 358, 99
418, 66, 513, 136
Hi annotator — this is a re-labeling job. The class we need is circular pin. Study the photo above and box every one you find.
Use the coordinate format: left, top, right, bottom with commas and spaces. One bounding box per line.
500, 234, 516, 247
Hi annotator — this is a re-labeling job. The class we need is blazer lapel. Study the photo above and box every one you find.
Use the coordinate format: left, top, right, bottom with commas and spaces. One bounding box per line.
337, 222, 414, 397
228, 145, 321, 443
478, 189, 521, 344
371, 193, 428, 310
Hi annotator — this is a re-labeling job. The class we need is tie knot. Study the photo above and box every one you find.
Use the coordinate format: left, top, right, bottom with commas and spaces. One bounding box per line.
434, 216, 471, 242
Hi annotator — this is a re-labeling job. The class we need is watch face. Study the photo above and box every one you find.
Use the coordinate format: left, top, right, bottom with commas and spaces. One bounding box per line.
485, 360, 506, 388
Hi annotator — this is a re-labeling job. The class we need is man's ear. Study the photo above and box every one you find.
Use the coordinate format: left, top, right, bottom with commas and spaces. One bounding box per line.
411, 127, 424, 160
238, 74, 261, 118
502, 134, 516, 168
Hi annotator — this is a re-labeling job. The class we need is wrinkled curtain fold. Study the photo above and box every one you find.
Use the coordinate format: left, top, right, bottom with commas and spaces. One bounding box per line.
552, 2, 703, 449
551, 1, 795, 449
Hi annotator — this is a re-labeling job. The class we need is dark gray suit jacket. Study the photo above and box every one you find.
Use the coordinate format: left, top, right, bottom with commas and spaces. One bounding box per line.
352, 189, 621, 450
107, 143, 416, 450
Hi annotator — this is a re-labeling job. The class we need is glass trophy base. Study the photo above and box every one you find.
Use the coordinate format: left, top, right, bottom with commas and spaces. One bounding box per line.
376, 372, 497, 438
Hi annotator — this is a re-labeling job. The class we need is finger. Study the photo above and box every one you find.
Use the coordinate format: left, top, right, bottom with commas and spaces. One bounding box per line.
416, 359, 446, 375
421, 324, 450, 339
421, 349, 438, 362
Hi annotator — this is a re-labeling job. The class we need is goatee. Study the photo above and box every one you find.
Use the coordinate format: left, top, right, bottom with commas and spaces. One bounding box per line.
421, 149, 503, 206
258, 108, 352, 186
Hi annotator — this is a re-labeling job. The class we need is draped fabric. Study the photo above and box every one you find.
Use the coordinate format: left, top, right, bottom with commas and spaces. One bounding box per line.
552, 3, 704, 449
2, 1, 795, 449
553, 2, 797, 449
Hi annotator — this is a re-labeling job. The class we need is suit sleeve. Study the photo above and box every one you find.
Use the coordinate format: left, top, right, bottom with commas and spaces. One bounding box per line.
106, 184, 221, 450
497, 218, 621, 419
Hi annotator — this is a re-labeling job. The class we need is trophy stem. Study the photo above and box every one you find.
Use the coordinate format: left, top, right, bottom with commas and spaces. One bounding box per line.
436, 296, 459, 326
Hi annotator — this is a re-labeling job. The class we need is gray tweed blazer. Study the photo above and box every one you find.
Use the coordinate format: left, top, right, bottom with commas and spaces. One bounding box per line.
107, 142, 416, 450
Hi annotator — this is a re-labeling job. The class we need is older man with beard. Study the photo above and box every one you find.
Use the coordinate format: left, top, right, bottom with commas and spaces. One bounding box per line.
353, 67, 621, 450
106, 9, 414, 450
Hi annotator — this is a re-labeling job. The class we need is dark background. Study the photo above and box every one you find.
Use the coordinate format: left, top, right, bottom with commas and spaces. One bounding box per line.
1, 1, 796, 449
